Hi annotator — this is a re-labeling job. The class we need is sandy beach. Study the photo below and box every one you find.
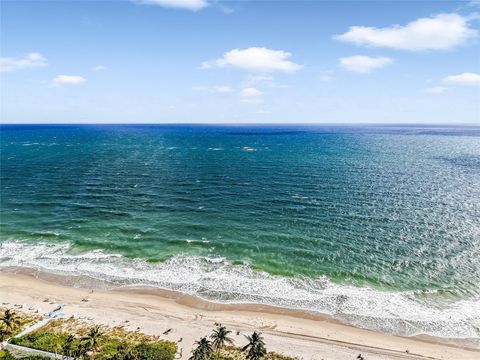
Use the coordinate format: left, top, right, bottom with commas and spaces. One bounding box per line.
1, 272, 478, 360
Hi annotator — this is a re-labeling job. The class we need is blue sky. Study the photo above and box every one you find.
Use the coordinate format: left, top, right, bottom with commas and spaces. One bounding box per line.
1, 0, 479, 124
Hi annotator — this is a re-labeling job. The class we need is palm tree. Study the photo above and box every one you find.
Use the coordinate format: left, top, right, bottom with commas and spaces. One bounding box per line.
62, 334, 75, 359
242, 332, 267, 360
189, 337, 213, 360
0, 309, 20, 333
82, 326, 103, 357
210, 324, 233, 356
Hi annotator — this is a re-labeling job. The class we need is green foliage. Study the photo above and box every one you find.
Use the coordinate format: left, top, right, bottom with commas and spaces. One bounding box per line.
0, 350, 50, 359
11, 329, 177, 360
82, 326, 104, 353
190, 337, 214, 360
0, 350, 14, 360
135, 342, 177, 360
0, 308, 40, 341
210, 324, 233, 354
61, 334, 76, 358
218, 346, 296, 360
1, 310, 20, 333
242, 332, 267, 360
108, 342, 139, 360
0, 310, 22, 341
0, 325, 10, 342
11, 330, 75, 353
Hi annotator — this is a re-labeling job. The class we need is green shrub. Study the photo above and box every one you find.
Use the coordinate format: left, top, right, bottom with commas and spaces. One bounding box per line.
135, 342, 177, 360
0, 350, 14, 359
10, 331, 72, 353
11, 330, 177, 360
0, 350, 50, 360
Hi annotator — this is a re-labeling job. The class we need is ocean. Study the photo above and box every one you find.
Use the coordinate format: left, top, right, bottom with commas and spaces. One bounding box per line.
1, 124, 479, 339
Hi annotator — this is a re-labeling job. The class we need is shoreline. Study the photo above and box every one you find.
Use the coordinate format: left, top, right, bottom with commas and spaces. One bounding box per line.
2, 241, 479, 342
1, 271, 479, 359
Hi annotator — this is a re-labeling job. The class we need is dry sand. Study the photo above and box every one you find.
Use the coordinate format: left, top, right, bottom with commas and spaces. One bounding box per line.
1, 272, 479, 360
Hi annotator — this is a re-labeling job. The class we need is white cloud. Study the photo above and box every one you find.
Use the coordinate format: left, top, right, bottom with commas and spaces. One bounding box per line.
201, 47, 302, 73
424, 86, 447, 93
0, 53, 48, 72
442, 72, 480, 86
241, 98, 264, 104
92, 65, 105, 71
213, 85, 234, 93
335, 13, 477, 51
339, 55, 393, 73
240, 87, 263, 97
136, 0, 208, 11
53, 75, 86, 85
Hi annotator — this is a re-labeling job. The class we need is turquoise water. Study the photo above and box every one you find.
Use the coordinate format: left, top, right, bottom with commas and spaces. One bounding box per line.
1, 124, 480, 339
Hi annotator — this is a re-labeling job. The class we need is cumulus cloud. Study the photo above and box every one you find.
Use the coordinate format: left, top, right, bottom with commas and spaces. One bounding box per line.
201, 47, 302, 73
92, 65, 105, 71
424, 86, 447, 93
240, 87, 263, 97
135, 0, 208, 11
53, 75, 86, 85
442, 72, 480, 86
339, 55, 393, 73
335, 13, 477, 51
0, 53, 48, 72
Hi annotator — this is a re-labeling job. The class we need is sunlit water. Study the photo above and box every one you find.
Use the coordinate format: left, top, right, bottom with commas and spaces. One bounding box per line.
1, 124, 479, 339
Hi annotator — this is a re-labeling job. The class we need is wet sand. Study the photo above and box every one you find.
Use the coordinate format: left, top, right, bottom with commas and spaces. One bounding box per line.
1, 271, 479, 360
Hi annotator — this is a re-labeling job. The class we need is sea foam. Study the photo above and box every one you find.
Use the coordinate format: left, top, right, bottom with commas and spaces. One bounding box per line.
1, 240, 479, 341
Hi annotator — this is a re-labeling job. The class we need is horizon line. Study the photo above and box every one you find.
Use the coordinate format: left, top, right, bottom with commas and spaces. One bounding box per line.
1, 122, 479, 127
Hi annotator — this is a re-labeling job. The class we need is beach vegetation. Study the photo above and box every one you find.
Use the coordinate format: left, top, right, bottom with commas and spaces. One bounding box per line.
82, 325, 103, 356
135, 341, 176, 360
11, 330, 79, 355
0, 308, 40, 341
0, 350, 50, 359
61, 334, 76, 358
191, 326, 294, 360
10, 317, 177, 360
0, 310, 20, 334
242, 332, 267, 360
210, 323, 233, 357
190, 337, 214, 360
109, 342, 138, 360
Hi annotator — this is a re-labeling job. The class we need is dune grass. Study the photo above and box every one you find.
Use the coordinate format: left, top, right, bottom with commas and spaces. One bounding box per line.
11, 318, 177, 360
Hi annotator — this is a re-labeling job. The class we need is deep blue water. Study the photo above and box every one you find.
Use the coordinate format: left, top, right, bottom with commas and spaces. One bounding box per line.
1, 124, 479, 338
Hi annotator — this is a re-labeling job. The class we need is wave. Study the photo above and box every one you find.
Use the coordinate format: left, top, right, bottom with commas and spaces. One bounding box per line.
1, 240, 479, 340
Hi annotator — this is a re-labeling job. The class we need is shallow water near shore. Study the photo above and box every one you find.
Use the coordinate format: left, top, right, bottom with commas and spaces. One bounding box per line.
1, 124, 480, 339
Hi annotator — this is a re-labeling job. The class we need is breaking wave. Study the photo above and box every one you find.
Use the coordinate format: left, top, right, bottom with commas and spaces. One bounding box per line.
1, 240, 479, 340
